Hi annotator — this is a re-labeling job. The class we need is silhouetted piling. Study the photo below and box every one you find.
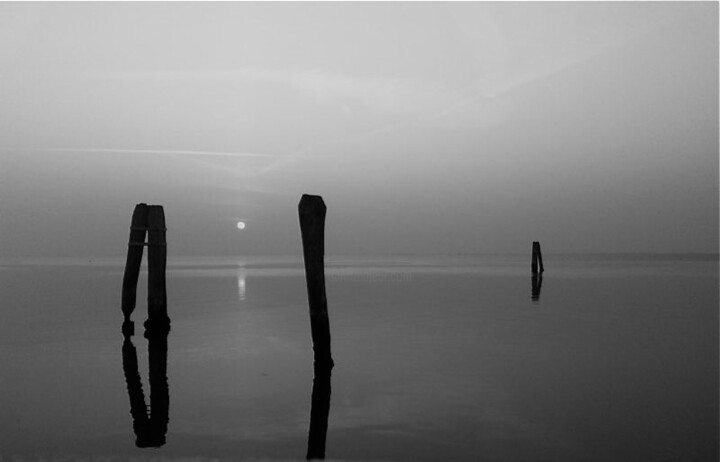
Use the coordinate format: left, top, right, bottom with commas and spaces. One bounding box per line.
122, 204, 148, 320
531, 241, 544, 274
145, 205, 169, 334
299, 194, 334, 369
306, 364, 332, 460
121, 203, 170, 336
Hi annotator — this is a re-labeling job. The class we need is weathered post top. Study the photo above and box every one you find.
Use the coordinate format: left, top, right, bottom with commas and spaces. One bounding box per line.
299, 194, 328, 287
299, 194, 327, 215
147, 205, 166, 229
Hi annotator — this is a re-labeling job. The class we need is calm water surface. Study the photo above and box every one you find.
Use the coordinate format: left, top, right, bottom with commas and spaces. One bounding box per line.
0, 255, 717, 461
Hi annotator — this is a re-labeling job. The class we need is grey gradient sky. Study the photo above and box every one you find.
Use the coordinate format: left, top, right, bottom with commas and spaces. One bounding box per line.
0, 2, 717, 257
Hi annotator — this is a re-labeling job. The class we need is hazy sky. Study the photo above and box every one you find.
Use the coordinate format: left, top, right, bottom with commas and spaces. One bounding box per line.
0, 2, 717, 257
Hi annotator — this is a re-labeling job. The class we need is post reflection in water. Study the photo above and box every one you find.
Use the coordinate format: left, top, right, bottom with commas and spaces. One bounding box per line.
306, 364, 332, 460
531, 273, 543, 302
121, 326, 170, 448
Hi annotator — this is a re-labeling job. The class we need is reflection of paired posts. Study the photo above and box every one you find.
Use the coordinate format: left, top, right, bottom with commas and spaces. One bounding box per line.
121, 203, 171, 447
299, 195, 334, 460
122, 329, 170, 448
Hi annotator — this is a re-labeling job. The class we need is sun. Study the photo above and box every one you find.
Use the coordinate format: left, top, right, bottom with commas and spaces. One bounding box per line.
236, 221, 246, 230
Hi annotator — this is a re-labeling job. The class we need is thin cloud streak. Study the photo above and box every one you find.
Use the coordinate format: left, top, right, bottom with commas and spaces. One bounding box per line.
0, 146, 318, 194
85, 67, 463, 118
0, 147, 282, 159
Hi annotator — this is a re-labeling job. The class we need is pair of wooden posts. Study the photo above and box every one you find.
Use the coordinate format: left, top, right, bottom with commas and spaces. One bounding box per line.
121, 203, 170, 336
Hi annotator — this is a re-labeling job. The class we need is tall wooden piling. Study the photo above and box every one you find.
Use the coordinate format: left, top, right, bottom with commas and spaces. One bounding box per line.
298, 194, 334, 369
122, 204, 148, 320
145, 205, 169, 334
121, 203, 170, 336
531, 241, 544, 274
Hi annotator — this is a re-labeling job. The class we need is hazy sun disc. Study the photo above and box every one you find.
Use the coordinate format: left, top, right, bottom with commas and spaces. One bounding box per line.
236, 221, 246, 230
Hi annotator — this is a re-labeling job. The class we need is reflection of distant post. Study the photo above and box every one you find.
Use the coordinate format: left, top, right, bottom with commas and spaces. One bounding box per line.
299, 194, 334, 369
531, 241, 544, 274
306, 364, 332, 460
531, 273, 543, 301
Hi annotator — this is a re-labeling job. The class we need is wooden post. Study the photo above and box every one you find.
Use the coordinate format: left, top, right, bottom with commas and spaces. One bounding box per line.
537, 242, 544, 273
122, 204, 148, 322
121, 203, 170, 336
532, 241, 544, 274
145, 205, 169, 335
306, 365, 332, 460
298, 194, 334, 369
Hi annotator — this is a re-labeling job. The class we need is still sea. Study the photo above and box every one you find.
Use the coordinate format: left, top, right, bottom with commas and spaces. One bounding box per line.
0, 254, 717, 461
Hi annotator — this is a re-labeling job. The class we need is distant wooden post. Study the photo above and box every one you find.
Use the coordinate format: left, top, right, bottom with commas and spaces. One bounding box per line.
531, 241, 544, 274
299, 194, 334, 369
121, 203, 170, 336
122, 204, 148, 323
145, 205, 169, 334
